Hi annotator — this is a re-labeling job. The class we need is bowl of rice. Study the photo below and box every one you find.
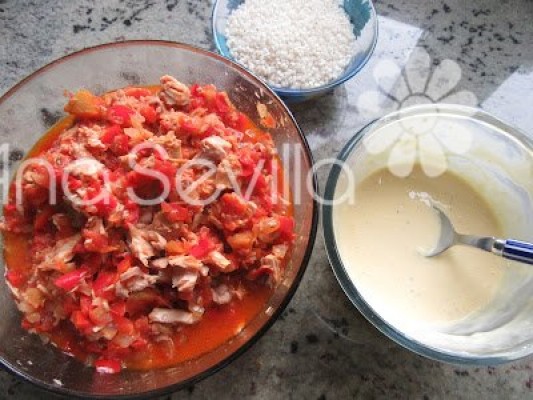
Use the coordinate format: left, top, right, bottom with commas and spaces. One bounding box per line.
212, 0, 379, 103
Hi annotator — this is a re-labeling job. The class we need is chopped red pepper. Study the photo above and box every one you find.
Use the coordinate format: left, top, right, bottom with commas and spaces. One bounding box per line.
95, 359, 121, 374
215, 92, 231, 114
33, 206, 56, 232
161, 202, 190, 223
54, 268, 89, 291
189, 237, 214, 259
6, 270, 26, 288
140, 105, 157, 124
277, 216, 295, 242
93, 271, 117, 297
107, 105, 134, 126
101, 124, 122, 144
71, 310, 92, 331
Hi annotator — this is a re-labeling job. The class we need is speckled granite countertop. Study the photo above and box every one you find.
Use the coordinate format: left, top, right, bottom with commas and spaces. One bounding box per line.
1, 0, 533, 399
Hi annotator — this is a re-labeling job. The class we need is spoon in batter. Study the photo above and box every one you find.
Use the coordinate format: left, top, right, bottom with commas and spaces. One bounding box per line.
425, 206, 533, 265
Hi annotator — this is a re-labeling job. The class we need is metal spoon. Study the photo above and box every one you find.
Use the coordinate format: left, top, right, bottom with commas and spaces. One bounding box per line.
425, 206, 533, 265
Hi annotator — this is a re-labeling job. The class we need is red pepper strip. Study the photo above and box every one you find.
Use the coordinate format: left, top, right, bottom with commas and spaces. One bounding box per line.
93, 271, 118, 297
54, 268, 89, 291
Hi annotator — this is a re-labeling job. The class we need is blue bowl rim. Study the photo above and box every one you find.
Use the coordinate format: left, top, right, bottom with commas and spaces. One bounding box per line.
211, 0, 380, 97
0, 39, 320, 399
322, 103, 533, 366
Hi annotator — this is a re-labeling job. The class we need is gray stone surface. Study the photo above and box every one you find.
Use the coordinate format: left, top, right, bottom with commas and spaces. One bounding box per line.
1, 0, 533, 399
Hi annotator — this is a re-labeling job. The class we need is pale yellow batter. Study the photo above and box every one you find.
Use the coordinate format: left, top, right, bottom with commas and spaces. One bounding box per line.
334, 166, 505, 325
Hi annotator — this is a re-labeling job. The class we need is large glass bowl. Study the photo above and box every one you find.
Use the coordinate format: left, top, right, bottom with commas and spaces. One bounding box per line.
212, 0, 379, 103
0, 41, 318, 398
323, 104, 533, 365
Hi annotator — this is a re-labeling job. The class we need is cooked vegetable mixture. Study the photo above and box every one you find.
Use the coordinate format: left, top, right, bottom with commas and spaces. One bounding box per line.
1, 76, 294, 373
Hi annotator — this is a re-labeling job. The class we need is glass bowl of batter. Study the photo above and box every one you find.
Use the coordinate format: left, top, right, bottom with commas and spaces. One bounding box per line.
323, 104, 533, 364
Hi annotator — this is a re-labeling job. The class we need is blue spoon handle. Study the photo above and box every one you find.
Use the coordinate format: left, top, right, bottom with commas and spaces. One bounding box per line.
501, 239, 533, 265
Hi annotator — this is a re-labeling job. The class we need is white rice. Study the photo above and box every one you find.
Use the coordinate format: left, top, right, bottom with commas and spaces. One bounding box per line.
225, 0, 358, 89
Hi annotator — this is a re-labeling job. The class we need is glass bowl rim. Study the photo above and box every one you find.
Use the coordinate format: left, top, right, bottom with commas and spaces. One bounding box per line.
322, 103, 533, 366
211, 0, 380, 96
0, 39, 320, 399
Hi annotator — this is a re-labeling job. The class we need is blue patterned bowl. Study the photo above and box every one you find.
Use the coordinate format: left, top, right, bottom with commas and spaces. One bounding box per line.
212, 0, 379, 103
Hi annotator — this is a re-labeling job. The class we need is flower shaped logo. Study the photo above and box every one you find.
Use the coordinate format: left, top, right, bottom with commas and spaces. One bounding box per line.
357, 47, 478, 177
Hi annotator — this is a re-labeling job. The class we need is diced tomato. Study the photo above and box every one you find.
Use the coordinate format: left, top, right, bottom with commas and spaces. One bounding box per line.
239, 153, 257, 178
201, 85, 217, 107
189, 95, 206, 110
110, 133, 130, 155
114, 315, 134, 335
93, 271, 117, 297
154, 159, 176, 179
91, 192, 118, 217
277, 216, 295, 242
80, 295, 93, 316
189, 237, 214, 259
64, 90, 105, 119
180, 117, 200, 135
5, 270, 26, 288
220, 193, 248, 215
101, 124, 122, 144
133, 316, 151, 335
215, 92, 231, 114
95, 359, 121, 374
131, 337, 148, 350
124, 200, 140, 224
107, 105, 134, 126
117, 256, 132, 274
54, 268, 89, 291
190, 84, 202, 97
140, 105, 157, 124
33, 206, 56, 231
71, 310, 92, 331
110, 301, 126, 318
254, 174, 267, 193
21, 318, 33, 330
234, 112, 248, 132
83, 230, 109, 252
161, 202, 189, 223
67, 176, 83, 191
62, 295, 78, 314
